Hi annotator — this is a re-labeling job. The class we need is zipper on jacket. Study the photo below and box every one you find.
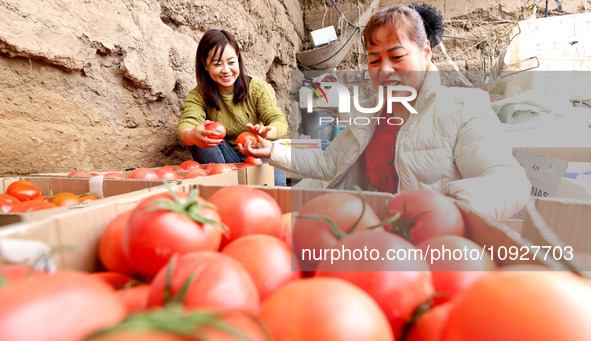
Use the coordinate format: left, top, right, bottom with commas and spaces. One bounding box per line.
394, 95, 437, 192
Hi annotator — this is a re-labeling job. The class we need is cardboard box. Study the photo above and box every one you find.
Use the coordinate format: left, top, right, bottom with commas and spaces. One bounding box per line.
521, 196, 591, 276
32, 164, 273, 186
514, 147, 591, 199
0, 185, 563, 272
0, 185, 175, 270
236, 163, 275, 186
0, 172, 239, 227
488, 12, 591, 102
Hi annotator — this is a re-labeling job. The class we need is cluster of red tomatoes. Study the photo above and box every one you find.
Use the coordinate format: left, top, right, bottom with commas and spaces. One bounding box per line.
2, 186, 591, 341
0, 180, 98, 213
68, 158, 264, 181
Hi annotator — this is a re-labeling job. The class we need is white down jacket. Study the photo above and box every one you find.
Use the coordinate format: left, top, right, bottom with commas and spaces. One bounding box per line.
269, 68, 531, 221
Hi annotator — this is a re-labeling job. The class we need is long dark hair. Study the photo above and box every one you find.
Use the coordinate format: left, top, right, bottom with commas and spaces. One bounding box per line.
196, 29, 250, 110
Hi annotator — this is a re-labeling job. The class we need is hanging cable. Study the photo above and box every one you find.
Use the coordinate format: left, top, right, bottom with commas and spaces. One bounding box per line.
330, 0, 359, 28
438, 42, 474, 87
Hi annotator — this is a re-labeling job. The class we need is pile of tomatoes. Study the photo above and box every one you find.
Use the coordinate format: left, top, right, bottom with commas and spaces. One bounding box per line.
68, 158, 264, 181
0, 180, 98, 213
2, 185, 591, 341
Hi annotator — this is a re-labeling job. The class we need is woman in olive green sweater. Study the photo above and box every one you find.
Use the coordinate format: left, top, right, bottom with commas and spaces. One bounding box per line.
178, 29, 288, 186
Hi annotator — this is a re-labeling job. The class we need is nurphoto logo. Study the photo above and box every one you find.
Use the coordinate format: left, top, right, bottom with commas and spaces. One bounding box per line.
300, 80, 418, 126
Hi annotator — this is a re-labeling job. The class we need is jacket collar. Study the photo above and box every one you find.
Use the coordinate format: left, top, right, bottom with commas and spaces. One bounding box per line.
413, 63, 441, 114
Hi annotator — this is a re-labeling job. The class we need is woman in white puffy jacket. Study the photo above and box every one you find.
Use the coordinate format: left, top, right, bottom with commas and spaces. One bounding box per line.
239, 4, 530, 221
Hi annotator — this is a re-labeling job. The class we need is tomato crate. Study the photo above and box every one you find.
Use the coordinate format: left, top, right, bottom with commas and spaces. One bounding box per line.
0, 172, 239, 227
0, 184, 567, 273
31, 163, 274, 186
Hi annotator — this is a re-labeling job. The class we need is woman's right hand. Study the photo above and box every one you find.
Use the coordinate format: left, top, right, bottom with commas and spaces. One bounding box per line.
181, 120, 225, 148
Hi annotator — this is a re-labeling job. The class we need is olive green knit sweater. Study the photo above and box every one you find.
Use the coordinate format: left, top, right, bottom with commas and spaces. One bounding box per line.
178, 77, 288, 148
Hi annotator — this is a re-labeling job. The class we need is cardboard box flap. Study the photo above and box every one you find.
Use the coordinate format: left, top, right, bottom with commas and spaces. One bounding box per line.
457, 201, 565, 269
521, 197, 591, 274
515, 147, 591, 162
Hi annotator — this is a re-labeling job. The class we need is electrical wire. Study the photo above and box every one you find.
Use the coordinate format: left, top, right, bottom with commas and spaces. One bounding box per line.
330, 0, 359, 28
442, 35, 491, 80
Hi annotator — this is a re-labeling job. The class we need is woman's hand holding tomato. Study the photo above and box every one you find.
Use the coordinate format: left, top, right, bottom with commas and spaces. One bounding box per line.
238, 134, 272, 159
236, 132, 259, 149
204, 121, 227, 139
186, 120, 225, 148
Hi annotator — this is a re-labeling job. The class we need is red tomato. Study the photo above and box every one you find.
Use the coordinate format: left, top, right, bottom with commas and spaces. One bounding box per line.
123, 191, 224, 278
260, 278, 394, 341
156, 168, 180, 180
115, 284, 151, 316
0, 265, 45, 284
243, 156, 263, 166
99, 210, 136, 276
292, 192, 381, 269
208, 185, 283, 247
203, 163, 216, 171
89, 272, 134, 289
48, 192, 82, 206
9, 200, 58, 213
79, 193, 99, 202
179, 161, 202, 171
443, 271, 591, 341
386, 189, 465, 244
0, 271, 126, 341
316, 228, 434, 340
104, 172, 126, 179
5, 181, 41, 201
208, 163, 234, 176
406, 302, 454, 341
68, 170, 95, 177
0, 194, 20, 213
280, 212, 294, 247
127, 168, 159, 180
222, 234, 301, 301
147, 251, 259, 313
183, 168, 207, 179
205, 121, 227, 139
236, 132, 258, 148
416, 236, 496, 305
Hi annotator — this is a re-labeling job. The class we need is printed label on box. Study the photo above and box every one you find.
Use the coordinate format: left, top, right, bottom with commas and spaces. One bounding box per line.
515, 149, 569, 197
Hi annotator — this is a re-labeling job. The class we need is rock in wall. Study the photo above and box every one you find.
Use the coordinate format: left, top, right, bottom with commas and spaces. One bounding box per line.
0, 0, 303, 175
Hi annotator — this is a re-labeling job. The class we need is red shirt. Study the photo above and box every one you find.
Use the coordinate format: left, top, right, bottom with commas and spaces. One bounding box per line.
364, 113, 401, 193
